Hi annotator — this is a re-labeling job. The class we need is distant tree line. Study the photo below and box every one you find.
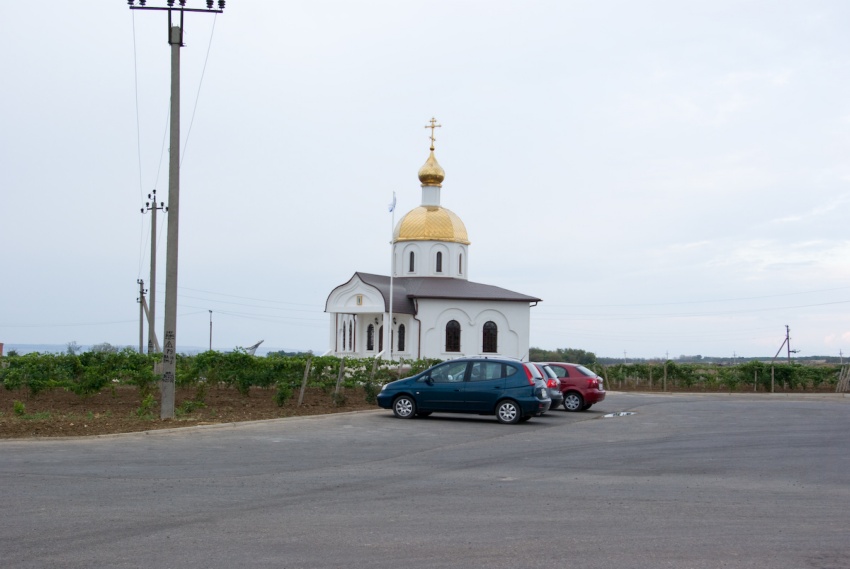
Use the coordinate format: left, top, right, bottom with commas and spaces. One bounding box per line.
530, 346, 847, 367
529, 347, 597, 365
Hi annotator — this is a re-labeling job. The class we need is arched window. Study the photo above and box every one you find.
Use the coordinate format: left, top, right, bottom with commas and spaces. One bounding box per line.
483, 321, 498, 353
378, 325, 384, 353
367, 324, 375, 351
409, 251, 415, 273
348, 321, 353, 352
436, 251, 443, 273
446, 320, 461, 352
458, 254, 463, 275
398, 324, 406, 352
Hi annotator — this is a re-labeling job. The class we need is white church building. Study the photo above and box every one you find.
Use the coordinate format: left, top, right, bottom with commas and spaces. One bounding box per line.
324, 123, 540, 361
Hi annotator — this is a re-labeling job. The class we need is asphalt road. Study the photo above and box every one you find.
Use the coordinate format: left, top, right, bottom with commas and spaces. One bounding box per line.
2, 392, 848, 569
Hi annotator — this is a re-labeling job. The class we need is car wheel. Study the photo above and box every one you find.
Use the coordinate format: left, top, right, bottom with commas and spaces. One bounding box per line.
563, 392, 584, 412
582, 404, 593, 411
416, 411, 432, 417
496, 400, 521, 424
393, 395, 416, 419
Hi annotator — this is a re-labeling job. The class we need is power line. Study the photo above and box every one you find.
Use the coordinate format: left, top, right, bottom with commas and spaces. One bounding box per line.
540, 285, 850, 309
177, 285, 321, 307
177, 294, 321, 313
533, 299, 850, 319
181, 14, 218, 166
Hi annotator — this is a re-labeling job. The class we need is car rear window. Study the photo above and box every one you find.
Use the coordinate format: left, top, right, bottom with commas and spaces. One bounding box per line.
540, 365, 558, 379
525, 363, 544, 379
575, 365, 596, 377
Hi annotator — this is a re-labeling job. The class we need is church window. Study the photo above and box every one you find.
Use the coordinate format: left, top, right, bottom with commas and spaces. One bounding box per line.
445, 320, 461, 352
342, 324, 346, 351
436, 252, 443, 273
367, 324, 375, 351
458, 254, 463, 275
348, 322, 353, 352
483, 321, 498, 353
378, 325, 384, 352
356, 295, 363, 306
409, 252, 415, 273
398, 324, 406, 352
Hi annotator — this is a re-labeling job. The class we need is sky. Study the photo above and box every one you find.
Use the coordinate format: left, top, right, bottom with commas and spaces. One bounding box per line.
1, 1, 849, 359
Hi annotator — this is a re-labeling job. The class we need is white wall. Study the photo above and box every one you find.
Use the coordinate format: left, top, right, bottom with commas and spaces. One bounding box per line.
417, 299, 531, 360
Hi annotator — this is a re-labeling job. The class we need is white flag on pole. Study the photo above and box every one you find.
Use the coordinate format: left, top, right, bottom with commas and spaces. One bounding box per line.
388, 191, 396, 213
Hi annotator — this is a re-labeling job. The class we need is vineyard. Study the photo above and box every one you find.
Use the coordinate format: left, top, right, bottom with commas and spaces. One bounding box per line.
591, 360, 847, 393
0, 350, 441, 438
1, 350, 847, 438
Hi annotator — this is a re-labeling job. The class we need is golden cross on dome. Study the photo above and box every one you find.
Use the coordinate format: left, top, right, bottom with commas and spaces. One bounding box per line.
424, 117, 441, 150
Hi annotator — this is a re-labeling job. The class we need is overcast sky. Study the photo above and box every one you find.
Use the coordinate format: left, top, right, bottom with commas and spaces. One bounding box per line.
2, 1, 849, 359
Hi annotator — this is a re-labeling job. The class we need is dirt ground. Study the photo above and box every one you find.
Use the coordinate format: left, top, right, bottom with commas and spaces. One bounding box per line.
0, 385, 379, 439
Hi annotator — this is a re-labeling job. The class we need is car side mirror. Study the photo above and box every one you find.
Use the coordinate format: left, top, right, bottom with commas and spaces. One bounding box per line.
425, 377, 433, 385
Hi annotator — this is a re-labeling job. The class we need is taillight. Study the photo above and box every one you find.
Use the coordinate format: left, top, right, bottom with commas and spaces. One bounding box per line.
547, 379, 557, 388
524, 365, 535, 385
587, 378, 598, 388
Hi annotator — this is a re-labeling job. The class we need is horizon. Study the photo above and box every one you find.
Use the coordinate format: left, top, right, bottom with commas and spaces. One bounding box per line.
2, 342, 843, 363
2, 2, 849, 360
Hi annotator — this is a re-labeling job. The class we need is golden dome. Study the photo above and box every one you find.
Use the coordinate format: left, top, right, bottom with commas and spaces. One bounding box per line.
418, 151, 445, 187
394, 206, 470, 244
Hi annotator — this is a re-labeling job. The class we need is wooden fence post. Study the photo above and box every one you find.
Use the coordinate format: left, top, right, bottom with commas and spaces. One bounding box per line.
369, 358, 379, 383
836, 365, 850, 392
297, 356, 313, 406
333, 358, 346, 405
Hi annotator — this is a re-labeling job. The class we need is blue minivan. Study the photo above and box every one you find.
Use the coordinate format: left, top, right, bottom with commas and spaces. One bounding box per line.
376, 357, 551, 424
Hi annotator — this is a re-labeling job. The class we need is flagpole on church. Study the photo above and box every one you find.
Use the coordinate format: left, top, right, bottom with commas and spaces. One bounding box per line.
387, 191, 396, 362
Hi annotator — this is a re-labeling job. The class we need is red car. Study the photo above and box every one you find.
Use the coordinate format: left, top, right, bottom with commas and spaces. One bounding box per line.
542, 362, 606, 412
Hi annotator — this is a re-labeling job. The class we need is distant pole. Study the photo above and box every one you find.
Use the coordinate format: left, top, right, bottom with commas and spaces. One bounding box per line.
786, 325, 792, 364
770, 328, 788, 394
137, 279, 147, 353
387, 191, 396, 361
129, 0, 225, 420
209, 310, 213, 351
141, 189, 166, 354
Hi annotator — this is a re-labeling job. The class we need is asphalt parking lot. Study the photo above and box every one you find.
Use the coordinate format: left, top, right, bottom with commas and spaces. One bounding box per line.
2, 392, 849, 569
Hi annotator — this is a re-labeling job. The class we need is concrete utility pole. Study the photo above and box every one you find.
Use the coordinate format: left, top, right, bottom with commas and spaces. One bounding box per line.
141, 190, 166, 354
785, 324, 800, 363
130, 0, 225, 419
770, 325, 795, 393
137, 279, 147, 353
209, 310, 213, 351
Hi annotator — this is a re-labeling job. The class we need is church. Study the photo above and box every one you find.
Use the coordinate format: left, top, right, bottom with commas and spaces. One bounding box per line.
324, 120, 541, 361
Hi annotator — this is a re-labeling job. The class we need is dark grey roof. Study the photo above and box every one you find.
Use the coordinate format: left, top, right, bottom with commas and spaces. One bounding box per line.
355, 272, 541, 314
